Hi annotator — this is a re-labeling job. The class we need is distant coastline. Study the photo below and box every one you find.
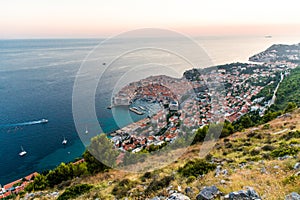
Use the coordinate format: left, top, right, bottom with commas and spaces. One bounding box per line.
1, 38, 299, 186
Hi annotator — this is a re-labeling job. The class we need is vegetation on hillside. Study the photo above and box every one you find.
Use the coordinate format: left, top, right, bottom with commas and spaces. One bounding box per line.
57, 184, 93, 200
272, 67, 300, 111
23, 66, 300, 199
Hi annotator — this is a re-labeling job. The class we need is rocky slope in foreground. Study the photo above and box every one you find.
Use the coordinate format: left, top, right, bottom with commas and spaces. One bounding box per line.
23, 109, 300, 200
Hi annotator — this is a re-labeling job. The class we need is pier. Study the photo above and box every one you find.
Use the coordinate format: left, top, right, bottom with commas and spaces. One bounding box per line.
129, 107, 144, 115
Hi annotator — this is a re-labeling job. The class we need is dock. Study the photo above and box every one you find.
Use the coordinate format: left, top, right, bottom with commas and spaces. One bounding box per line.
129, 107, 144, 115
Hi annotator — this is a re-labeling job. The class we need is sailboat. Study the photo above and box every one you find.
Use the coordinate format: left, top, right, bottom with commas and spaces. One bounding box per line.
62, 136, 67, 145
19, 146, 27, 157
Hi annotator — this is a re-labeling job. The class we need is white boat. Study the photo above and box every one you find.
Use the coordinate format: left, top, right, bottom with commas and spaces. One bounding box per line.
85, 127, 89, 134
19, 146, 27, 157
139, 106, 146, 111
40, 119, 48, 124
62, 137, 67, 145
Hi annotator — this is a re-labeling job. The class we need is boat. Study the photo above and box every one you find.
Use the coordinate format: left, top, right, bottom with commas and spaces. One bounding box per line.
85, 127, 89, 134
62, 137, 67, 145
19, 146, 27, 157
107, 105, 112, 109
139, 106, 146, 111
129, 107, 144, 115
265, 35, 272, 38
40, 119, 48, 124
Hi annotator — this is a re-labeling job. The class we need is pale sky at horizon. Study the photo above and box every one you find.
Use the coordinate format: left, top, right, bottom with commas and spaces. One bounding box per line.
1, 0, 300, 38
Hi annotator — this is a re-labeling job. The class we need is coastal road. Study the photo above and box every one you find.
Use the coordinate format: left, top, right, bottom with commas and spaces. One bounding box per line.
269, 72, 284, 106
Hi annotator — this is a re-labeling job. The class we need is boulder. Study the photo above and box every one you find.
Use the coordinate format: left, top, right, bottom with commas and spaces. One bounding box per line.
260, 167, 267, 174
226, 187, 261, 200
222, 169, 229, 176
151, 196, 165, 200
185, 187, 193, 195
167, 193, 190, 200
215, 165, 222, 177
285, 192, 300, 200
169, 190, 177, 195
178, 185, 182, 192
274, 165, 280, 169
196, 185, 221, 200
294, 163, 300, 170
278, 155, 292, 160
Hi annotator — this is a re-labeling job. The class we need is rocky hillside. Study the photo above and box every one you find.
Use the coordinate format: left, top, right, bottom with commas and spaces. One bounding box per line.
22, 109, 300, 200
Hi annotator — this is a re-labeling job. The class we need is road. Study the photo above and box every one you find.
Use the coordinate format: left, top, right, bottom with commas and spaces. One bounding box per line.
268, 72, 284, 106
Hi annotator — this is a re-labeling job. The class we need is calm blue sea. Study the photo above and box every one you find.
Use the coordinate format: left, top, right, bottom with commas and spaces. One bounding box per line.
0, 36, 299, 185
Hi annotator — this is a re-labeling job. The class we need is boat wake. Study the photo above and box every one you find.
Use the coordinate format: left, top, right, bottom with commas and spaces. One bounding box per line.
0, 119, 48, 128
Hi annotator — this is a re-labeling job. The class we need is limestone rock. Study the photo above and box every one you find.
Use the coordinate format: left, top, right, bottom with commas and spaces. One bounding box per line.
285, 192, 300, 200
167, 193, 190, 200
196, 185, 221, 200
226, 187, 261, 200
294, 163, 300, 170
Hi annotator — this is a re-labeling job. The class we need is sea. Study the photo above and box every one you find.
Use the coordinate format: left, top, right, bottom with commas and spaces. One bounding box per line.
0, 35, 299, 185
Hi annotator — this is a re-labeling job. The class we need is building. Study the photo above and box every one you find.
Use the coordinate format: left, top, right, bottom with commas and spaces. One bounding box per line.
169, 101, 179, 111
0, 172, 39, 199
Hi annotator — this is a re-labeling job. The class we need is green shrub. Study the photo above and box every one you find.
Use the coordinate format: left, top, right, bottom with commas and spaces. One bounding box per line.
280, 130, 300, 141
57, 184, 93, 200
250, 147, 261, 156
141, 172, 152, 182
263, 124, 271, 130
186, 175, 196, 184
262, 152, 271, 160
178, 159, 216, 177
112, 179, 136, 198
25, 161, 89, 192
262, 145, 276, 151
223, 138, 230, 143
145, 176, 174, 194
225, 142, 233, 148
284, 102, 297, 113
282, 175, 299, 185
247, 131, 257, 138
270, 146, 300, 157
289, 139, 299, 145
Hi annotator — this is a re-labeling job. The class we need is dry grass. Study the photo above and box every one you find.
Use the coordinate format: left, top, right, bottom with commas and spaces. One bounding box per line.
80, 110, 300, 199
34, 109, 300, 200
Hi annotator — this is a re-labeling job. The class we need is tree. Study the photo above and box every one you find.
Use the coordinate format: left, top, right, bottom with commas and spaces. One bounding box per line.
25, 174, 48, 192
83, 134, 119, 174
284, 102, 297, 113
240, 115, 254, 129
72, 162, 88, 177
192, 126, 208, 144
220, 121, 234, 138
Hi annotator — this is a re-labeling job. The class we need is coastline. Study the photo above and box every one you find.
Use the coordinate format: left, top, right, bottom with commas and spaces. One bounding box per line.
2, 39, 300, 189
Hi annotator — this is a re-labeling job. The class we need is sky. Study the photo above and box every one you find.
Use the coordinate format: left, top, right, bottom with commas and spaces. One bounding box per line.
1, 0, 300, 38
